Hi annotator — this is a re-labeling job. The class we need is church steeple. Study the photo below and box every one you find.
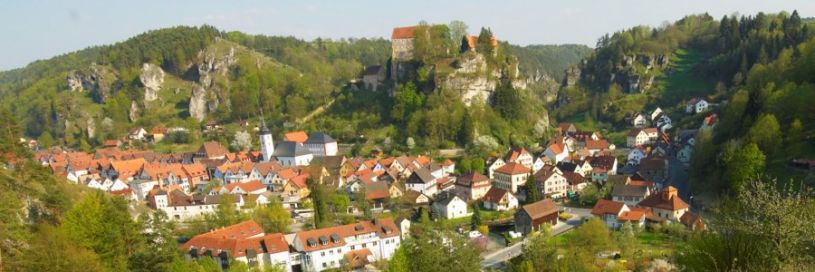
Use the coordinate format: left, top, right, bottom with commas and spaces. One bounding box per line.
258, 102, 275, 162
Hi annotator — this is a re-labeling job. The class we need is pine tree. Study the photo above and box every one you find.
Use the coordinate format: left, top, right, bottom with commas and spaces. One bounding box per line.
458, 110, 475, 146
525, 172, 541, 203
470, 203, 482, 230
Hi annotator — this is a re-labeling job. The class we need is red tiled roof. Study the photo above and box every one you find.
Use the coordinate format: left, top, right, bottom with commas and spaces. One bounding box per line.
181, 220, 287, 257
482, 187, 510, 204
284, 131, 309, 143
591, 199, 625, 216
585, 139, 610, 150
495, 162, 530, 175
637, 186, 689, 211
521, 199, 558, 219
223, 180, 266, 193
391, 26, 416, 39
344, 248, 373, 268
464, 35, 499, 49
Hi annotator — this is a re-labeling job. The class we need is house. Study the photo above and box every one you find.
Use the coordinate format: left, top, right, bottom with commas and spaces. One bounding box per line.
643, 128, 659, 142
686, 98, 709, 114
292, 219, 401, 272
650, 107, 663, 121
128, 127, 148, 141
632, 113, 647, 128
273, 141, 313, 166
591, 199, 656, 229
637, 186, 689, 222
611, 184, 651, 206
197, 141, 229, 160
440, 159, 455, 176
395, 217, 411, 239
504, 147, 534, 170
362, 65, 385, 90
701, 114, 718, 130
638, 157, 668, 183
627, 147, 648, 165
149, 127, 167, 142
304, 132, 338, 157
284, 131, 309, 143
535, 166, 569, 199
587, 155, 618, 175
402, 190, 431, 205
655, 114, 673, 132
626, 128, 650, 148
492, 162, 530, 193
481, 187, 519, 211
219, 180, 268, 195
405, 167, 438, 196
388, 181, 404, 198
680, 211, 705, 231
514, 199, 559, 235
454, 172, 491, 201
563, 171, 587, 192
431, 193, 469, 219
283, 175, 311, 199
542, 142, 569, 164
150, 189, 244, 221
585, 140, 611, 156
486, 157, 506, 179
181, 220, 290, 270
558, 123, 577, 136
364, 181, 391, 210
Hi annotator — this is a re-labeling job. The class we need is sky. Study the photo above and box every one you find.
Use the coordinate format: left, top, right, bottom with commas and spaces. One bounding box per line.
1, 0, 814, 71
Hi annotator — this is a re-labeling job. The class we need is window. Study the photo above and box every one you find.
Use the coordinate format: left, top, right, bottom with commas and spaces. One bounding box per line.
373, 241, 378, 246
323, 263, 327, 268
321, 252, 325, 257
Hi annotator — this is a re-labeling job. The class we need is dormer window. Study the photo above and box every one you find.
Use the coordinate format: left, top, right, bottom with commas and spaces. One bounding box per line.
319, 236, 328, 245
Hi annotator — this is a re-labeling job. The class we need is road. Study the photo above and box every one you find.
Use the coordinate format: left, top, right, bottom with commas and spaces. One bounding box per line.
480, 207, 592, 269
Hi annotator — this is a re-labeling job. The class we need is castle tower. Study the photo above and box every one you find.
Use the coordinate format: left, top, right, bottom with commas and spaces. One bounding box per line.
260, 124, 274, 162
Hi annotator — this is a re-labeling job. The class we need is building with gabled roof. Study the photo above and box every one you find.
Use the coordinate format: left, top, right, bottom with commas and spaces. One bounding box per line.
637, 186, 689, 222
493, 162, 531, 193
454, 172, 491, 201
514, 199, 559, 235
481, 187, 518, 211
181, 220, 290, 270
293, 218, 401, 271
304, 132, 338, 157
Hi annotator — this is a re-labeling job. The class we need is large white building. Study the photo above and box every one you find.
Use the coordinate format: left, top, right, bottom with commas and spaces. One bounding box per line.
292, 219, 402, 271
260, 124, 275, 162
304, 132, 338, 157
150, 189, 244, 221
181, 220, 291, 271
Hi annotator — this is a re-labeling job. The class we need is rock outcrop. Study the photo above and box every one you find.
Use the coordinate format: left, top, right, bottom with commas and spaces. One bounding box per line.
563, 67, 581, 87
189, 84, 208, 121
66, 64, 118, 102
129, 101, 139, 122
443, 53, 526, 106
139, 63, 165, 102
86, 118, 96, 139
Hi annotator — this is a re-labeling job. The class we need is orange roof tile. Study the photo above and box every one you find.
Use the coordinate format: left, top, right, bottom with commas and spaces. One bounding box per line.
391, 26, 416, 39
495, 162, 530, 175
284, 131, 309, 143
295, 219, 400, 252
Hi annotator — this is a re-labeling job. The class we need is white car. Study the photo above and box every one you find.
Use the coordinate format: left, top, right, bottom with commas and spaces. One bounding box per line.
508, 231, 522, 239
468, 231, 483, 239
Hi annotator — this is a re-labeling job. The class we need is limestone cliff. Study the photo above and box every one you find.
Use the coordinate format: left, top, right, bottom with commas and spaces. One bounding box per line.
441, 53, 526, 106
66, 64, 119, 102
139, 63, 165, 102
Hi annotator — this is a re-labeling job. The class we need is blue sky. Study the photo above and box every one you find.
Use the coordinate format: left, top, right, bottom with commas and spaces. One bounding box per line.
1, 0, 814, 71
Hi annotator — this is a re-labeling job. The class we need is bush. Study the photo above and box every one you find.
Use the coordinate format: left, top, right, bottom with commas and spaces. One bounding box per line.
559, 212, 574, 221
477, 225, 489, 235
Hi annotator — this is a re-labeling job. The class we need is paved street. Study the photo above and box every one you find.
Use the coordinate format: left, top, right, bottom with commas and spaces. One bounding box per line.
480, 207, 592, 268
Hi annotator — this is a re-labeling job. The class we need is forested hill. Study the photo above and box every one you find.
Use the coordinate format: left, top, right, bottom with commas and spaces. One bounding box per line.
0, 24, 586, 153
508, 44, 592, 80
553, 10, 815, 192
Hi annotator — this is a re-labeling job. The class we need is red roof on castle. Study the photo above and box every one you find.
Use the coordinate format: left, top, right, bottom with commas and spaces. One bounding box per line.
391, 26, 416, 39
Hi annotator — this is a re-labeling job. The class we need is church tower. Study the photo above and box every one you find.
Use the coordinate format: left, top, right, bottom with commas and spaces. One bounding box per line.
260, 123, 274, 162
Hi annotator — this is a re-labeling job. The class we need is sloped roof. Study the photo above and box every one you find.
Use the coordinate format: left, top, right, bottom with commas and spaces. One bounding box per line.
272, 141, 311, 157
521, 199, 558, 219
637, 186, 689, 211
591, 199, 625, 216
495, 162, 530, 175
180, 220, 288, 258
464, 35, 499, 49
482, 187, 510, 204
364, 182, 390, 200
406, 167, 435, 184
305, 132, 336, 144
456, 172, 490, 188
284, 131, 309, 143
344, 248, 373, 268
392, 26, 416, 39
223, 180, 266, 193
612, 184, 649, 197
200, 141, 228, 158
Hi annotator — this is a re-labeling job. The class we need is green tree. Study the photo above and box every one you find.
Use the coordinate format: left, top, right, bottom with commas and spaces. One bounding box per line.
308, 178, 331, 228
524, 173, 541, 203
572, 218, 612, 254
470, 203, 482, 230
405, 230, 481, 272
458, 110, 475, 146
471, 158, 485, 174
391, 83, 423, 123
492, 78, 522, 120
386, 245, 409, 272
129, 211, 181, 272
476, 27, 495, 56
458, 157, 472, 174
724, 143, 765, 192
251, 199, 293, 233
14, 225, 106, 272
448, 20, 469, 52
211, 194, 243, 227
63, 191, 142, 271
746, 114, 781, 156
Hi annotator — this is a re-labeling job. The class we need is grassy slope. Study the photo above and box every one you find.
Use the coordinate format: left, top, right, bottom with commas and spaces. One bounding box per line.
658, 48, 717, 106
